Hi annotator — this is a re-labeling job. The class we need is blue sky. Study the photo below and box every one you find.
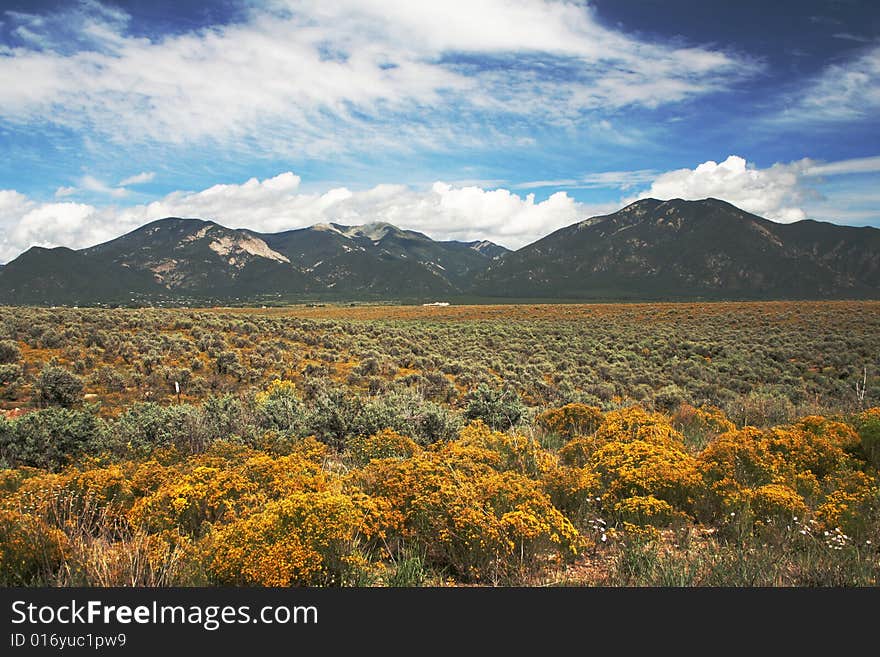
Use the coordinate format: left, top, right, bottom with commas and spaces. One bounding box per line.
0, 0, 879, 260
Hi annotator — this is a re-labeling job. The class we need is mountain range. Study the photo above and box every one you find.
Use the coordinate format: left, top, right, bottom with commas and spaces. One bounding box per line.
1, 198, 878, 304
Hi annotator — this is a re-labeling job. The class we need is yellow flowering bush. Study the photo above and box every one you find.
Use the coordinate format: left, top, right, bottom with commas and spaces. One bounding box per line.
63, 465, 134, 520
349, 428, 420, 466
535, 403, 603, 440
128, 466, 258, 536
761, 426, 849, 480
671, 404, 736, 449
0, 397, 876, 586
815, 470, 879, 538
208, 491, 371, 586
697, 418, 873, 529
588, 438, 703, 524
457, 420, 555, 477
560, 405, 685, 467
699, 427, 781, 500
593, 406, 686, 447
0, 509, 68, 585
540, 464, 601, 523
240, 442, 331, 498
793, 416, 860, 452
254, 378, 299, 406
612, 495, 679, 528
352, 449, 582, 582
750, 483, 807, 523
855, 407, 880, 466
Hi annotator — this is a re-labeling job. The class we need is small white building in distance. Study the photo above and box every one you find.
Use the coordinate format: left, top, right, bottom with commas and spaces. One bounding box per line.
422, 301, 450, 306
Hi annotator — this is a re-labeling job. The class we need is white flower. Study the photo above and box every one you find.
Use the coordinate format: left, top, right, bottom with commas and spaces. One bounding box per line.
601, 534, 607, 542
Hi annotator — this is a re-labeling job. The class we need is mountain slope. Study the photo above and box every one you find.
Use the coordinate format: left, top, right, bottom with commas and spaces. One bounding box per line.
83, 218, 315, 296
1, 200, 877, 305
256, 221, 509, 296
0, 246, 163, 304
471, 198, 880, 299
0, 217, 508, 304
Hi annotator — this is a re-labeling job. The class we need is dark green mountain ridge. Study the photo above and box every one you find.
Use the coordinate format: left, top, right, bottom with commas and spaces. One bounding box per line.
0, 198, 878, 304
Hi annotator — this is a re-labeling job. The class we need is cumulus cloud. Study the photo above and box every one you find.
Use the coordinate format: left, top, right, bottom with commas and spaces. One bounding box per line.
628, 154, 880, 223
0, 172, 605, 262
0, 190, 113, 262
632, 155, 813, 222
0, 0, 757, 155
125, 173, 592, 247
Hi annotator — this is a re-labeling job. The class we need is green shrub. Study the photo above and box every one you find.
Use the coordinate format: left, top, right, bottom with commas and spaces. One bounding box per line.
464, 384, 524, 430
35, 364, 84, 408
0, 406, 105, 470
0, 339, 21, 364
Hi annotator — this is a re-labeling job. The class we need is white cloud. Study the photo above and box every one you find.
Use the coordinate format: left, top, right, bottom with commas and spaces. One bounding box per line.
54, 186, 77, 198
515, 179, 579, 190
516, 169, 658, 191
631, 154, 880, 224
118, 171, 155, 186
803, 156, 880, 176
578, 170, 659, 190
0, 0, 757, 155
0, 172, 607, 262
80, 175, 129, 198
632, 155, 812, 222
775, 45, 880, 124
0, 191, 113, 262
125, 173, 591, 247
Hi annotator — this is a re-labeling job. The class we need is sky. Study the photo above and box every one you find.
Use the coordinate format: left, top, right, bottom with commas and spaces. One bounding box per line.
0, 0, 879, 261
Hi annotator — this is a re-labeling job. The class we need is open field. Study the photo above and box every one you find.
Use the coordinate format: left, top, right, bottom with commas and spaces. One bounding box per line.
1, 301, 879, 586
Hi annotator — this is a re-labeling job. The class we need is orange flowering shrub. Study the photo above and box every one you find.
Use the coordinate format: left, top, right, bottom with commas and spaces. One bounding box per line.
750, 483, 807, 523
540, 464, 601, 523
815, 470, 879, 538
208, 491, 372, 586
793, 416, 860, 452
535, 403, 603, 440
352, 449, 582, 582
349, 428, 420, 466
0, 509, 68, 585
612, 495, 680, 528
671, 404, 736, 449
457, 420, 555, 477
588, 439, 703, 524
560, 406, 684, 467
128, 466, 258, 536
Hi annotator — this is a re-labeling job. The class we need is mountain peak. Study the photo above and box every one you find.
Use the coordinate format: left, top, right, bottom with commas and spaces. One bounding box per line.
474, 196, 880, 300
342, 222, 400, 241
